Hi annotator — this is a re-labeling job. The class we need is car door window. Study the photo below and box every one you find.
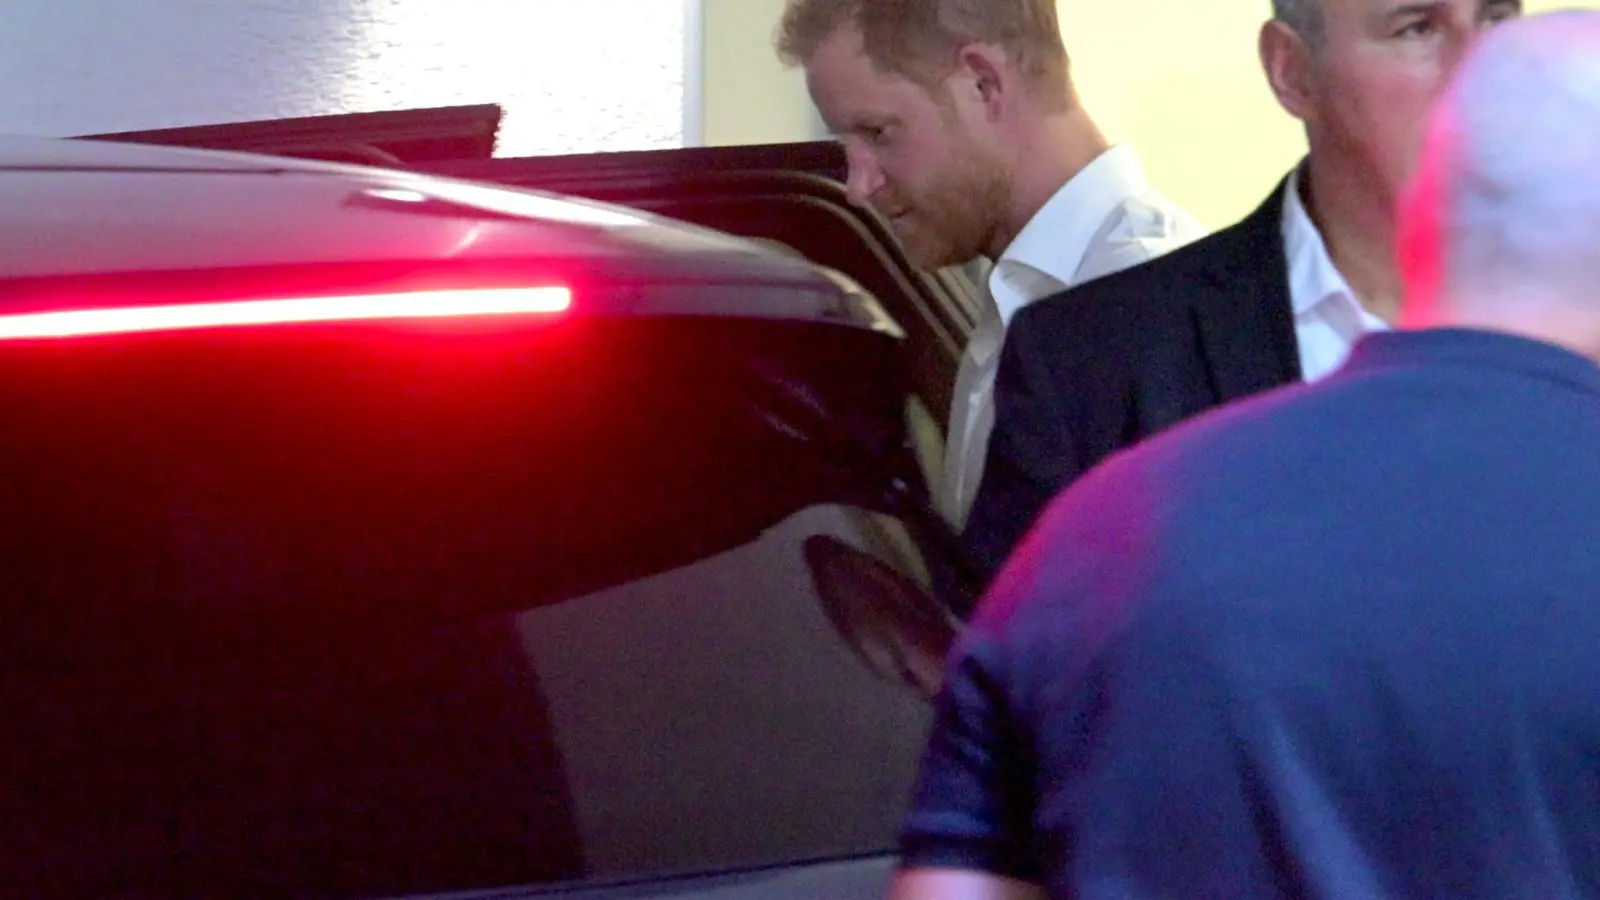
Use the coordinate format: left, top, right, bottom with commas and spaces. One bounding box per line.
0, 312, 933, 900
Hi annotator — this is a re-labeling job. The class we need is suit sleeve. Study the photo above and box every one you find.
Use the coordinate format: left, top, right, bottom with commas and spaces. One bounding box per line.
948, 309, 1090, 615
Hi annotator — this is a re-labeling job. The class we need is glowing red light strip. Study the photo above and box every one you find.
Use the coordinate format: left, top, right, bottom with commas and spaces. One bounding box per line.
0, 286, 573, 340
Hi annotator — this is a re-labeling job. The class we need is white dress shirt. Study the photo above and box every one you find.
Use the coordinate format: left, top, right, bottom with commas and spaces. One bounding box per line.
937, 145, 1206, 529
1281, 167, 1391, 381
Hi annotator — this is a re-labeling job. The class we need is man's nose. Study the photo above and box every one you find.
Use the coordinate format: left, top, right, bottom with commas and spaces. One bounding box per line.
844, 149, 885, 209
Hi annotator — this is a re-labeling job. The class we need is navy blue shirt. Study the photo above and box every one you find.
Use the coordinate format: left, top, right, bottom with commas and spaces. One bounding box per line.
901, 328, 1600, 899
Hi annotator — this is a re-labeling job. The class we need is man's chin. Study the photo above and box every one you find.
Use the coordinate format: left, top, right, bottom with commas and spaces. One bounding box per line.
903, 242, 960, 273
893, 222, 970, 272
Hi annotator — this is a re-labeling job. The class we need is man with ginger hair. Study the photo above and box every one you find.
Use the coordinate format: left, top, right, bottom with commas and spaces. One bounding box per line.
776, 0, 1204, 533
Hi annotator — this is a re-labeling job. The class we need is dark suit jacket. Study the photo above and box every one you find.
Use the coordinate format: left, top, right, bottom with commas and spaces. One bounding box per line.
948, 172, 1305, 615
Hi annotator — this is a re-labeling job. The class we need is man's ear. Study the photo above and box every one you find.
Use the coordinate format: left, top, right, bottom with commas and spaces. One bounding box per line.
952, 42, 1012, 121
1260, 20, 1318, 123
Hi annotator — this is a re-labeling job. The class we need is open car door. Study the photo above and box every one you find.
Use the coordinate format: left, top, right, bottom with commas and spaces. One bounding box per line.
82, 103, 504, 166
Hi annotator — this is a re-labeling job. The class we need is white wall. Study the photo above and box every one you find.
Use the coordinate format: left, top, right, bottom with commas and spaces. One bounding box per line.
695, 0, 822, 146
0, 0, 687, 158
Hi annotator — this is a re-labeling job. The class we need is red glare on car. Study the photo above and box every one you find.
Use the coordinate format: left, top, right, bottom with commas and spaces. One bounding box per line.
0, 285, 573, 340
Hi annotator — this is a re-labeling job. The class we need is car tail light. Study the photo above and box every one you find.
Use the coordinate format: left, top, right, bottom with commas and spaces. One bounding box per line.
0, 285, 572, 340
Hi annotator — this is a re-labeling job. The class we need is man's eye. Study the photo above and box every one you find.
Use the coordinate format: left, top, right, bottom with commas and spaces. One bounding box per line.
1396, 18, 1438, 38
861, 125, 891, 145
1482, 4, 1520, 25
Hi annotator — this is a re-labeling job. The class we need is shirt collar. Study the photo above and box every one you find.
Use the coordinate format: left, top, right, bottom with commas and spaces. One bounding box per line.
987, 144, 1149, 324
1281, 163, 1359, 318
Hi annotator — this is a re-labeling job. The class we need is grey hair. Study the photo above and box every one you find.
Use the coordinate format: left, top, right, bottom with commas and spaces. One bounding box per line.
1423, 11, 1600, 304
1271, 0, 1325, 46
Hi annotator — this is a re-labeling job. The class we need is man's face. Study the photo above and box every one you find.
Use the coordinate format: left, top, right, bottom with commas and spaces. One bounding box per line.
803, 25, 1011, 271
1296, 0, 1521, 203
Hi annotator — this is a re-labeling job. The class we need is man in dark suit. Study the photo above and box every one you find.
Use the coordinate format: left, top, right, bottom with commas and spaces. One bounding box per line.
891, 10, 1600, 899
950, 0, 1524, 613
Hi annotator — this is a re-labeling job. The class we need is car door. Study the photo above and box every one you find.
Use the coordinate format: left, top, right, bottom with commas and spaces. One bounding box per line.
60, 113, 975, 900
0, 254, 948, 900
79, 102, 504, 166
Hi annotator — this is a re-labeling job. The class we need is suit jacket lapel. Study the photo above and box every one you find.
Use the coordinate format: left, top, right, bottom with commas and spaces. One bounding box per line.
1191, 171, 1303, 403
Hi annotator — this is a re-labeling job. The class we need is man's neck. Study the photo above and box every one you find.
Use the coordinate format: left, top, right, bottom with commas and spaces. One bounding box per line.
985, 106, 1109, 260
1302, 158, 1404, 323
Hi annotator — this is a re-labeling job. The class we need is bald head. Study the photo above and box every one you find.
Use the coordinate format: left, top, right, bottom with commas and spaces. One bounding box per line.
1400, 10, 1600, 341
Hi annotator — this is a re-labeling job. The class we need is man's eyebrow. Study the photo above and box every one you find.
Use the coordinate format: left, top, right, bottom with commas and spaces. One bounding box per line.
1383, 1, 1444, 22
